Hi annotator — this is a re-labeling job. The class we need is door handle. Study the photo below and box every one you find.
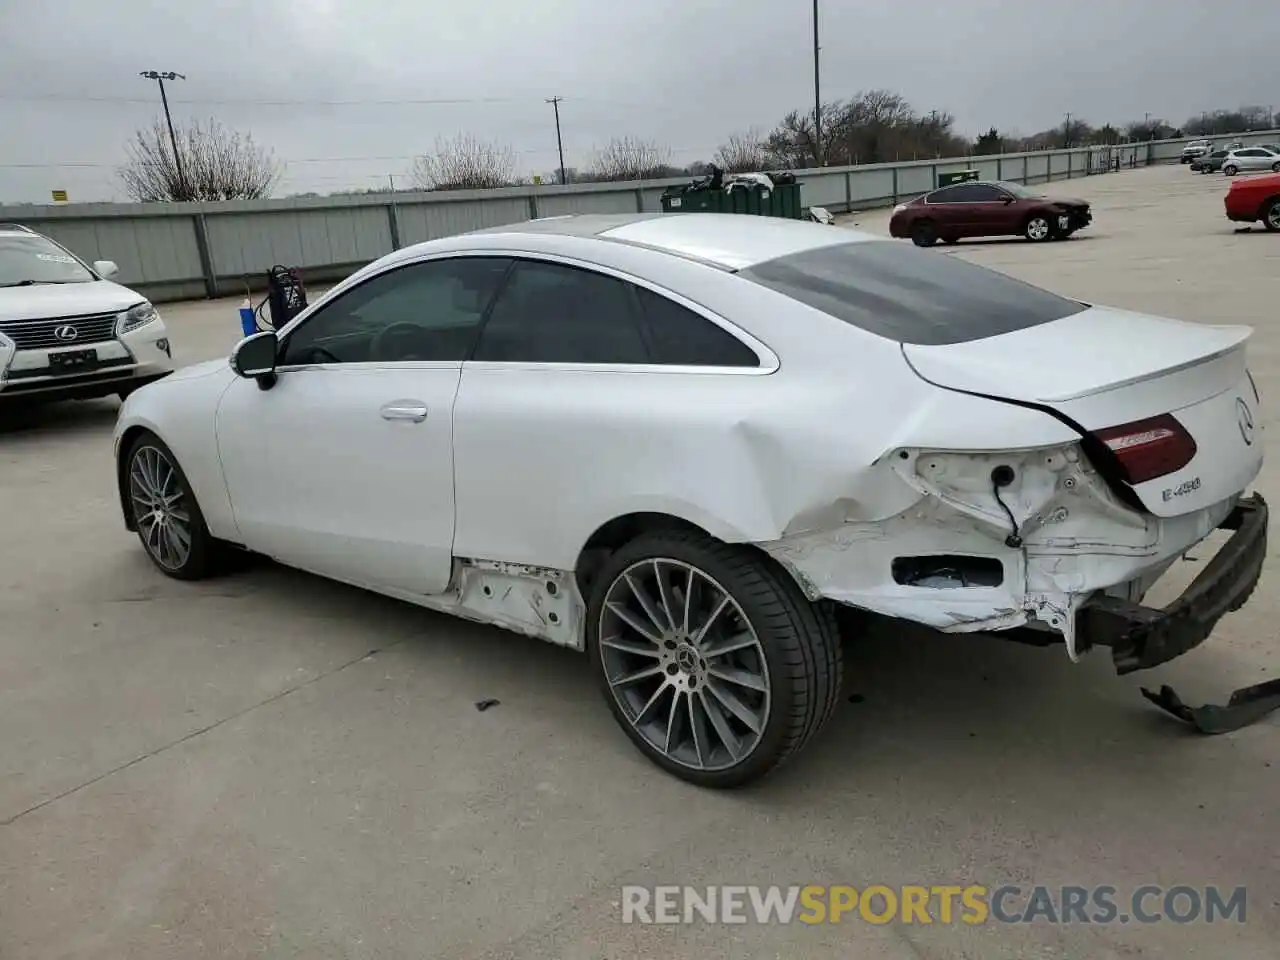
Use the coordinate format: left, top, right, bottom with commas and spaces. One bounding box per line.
380, 401, 428, 422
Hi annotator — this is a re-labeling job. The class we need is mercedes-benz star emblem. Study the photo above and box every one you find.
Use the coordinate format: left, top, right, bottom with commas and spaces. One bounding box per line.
1236, 397, 1255, 446
53, 325, 78, 342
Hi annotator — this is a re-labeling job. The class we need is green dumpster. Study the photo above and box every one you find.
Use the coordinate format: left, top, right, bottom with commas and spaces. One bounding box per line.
936, 169, 979, 188
661, 176, 803, 220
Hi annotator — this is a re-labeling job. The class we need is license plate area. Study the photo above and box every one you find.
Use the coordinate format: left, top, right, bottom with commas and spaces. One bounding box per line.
48, 348, 98, 373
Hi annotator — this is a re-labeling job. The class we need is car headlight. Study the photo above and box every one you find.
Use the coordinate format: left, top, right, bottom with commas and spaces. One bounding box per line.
117, 301, 159, 335
893, 204, 906, 214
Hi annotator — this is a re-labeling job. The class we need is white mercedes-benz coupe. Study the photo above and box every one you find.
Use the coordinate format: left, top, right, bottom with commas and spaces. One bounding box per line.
114, 212, 1267, 787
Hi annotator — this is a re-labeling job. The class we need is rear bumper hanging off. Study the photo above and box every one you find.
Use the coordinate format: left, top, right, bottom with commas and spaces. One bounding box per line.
1078, 493, 1268, 675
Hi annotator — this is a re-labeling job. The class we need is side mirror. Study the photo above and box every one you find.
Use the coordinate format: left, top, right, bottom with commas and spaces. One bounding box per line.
230, 331, 279, 383
1002, 196, 1014, 204
93, 259, 119, 279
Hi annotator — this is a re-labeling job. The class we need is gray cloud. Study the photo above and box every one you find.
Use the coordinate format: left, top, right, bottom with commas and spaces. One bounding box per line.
1, 0, 1276, 201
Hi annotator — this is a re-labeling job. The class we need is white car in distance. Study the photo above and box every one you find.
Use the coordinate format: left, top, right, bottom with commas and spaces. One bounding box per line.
0, 223, 173, 405
1222, 146, 1280, 176
113, 213, 1268, 787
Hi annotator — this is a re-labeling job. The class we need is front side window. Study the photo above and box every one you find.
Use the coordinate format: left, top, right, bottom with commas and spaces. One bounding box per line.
739, 240, 1087, 345
472, 260, 650, 364
280, 256, 510, 366
0, 233, 95, 287
965, 184, 1007, 202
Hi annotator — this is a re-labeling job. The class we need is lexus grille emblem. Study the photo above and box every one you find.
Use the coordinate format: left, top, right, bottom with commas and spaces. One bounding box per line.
1236, 397, 1255, 446
53, 325, 78, 342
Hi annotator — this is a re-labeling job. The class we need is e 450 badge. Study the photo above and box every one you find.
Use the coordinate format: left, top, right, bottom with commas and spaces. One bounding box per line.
1162, 477, 1202, 502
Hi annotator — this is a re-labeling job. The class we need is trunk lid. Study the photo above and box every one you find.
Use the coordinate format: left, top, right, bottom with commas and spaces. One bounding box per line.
903, 306, 1262, 518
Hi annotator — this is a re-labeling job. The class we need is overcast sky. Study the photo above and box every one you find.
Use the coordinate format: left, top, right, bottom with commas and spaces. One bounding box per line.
1, 0, 1276, 203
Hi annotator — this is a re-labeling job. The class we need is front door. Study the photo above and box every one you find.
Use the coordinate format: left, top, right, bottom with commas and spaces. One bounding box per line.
964, 183, 1021, 235
215, 254, 511, 595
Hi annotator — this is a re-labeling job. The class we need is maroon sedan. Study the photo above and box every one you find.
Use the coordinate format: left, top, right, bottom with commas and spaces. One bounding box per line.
889, 181, 1093, 247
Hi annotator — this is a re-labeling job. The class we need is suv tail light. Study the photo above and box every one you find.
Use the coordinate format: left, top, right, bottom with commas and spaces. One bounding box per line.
1094, 414, 1198, 485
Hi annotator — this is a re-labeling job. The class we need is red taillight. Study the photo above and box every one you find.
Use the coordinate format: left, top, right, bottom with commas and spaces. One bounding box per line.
1094, 414, 1198, 485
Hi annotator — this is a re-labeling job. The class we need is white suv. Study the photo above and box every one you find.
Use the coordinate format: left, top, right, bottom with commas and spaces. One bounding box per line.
0, 223, 173, 405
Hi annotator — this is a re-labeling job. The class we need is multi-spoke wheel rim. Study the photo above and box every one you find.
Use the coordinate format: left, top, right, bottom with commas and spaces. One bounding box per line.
1268, 204, 1280, 230
129, 445, 193, 571
1027, 217, 1050, 240
598, 559, 770, 772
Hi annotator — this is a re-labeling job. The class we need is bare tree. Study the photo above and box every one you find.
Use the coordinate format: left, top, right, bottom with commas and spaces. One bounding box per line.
589, 136, 673, 181
412, 134, 518, 190
714, 130, 768, 173
118, 117, 282, 202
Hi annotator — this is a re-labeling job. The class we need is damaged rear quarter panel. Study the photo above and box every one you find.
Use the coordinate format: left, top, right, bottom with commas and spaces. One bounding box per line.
448, 243, 1083, 577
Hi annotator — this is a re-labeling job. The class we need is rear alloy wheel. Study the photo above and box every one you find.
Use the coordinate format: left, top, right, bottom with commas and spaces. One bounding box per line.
587, 531, 843, 788
1024, 214, 1053, 242
126, 433, 220, 580
1224, 165, 1238, 177
1263, 198, 1280, 233
1271, 162, 1280, 173
910, 222, 938, 247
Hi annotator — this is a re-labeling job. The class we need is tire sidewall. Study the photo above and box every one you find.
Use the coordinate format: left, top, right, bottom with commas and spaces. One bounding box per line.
585, 534, 803, 788
1263, 199, 1280, 233
126, 432, 214, 579
910, 222, 937, 247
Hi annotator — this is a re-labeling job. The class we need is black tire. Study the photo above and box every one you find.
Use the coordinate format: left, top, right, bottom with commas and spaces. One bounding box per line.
586, 529, 844, 788
1271, 162, 1280, 173
1263, 198, 1280, 233
124, 432, 223, 580
1024, 213, 1054, 242
910, 221, 937, 247
1224, 165, 1238, 177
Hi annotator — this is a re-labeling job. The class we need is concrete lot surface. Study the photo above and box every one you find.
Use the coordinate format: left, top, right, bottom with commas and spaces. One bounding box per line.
2, 163, 1279, 959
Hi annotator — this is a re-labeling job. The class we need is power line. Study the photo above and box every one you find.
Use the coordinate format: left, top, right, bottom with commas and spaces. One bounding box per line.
0, 145, 716, 170
0, 92, 677, 110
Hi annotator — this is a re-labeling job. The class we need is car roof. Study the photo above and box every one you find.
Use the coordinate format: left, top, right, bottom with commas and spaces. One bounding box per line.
465, 212, 875, 270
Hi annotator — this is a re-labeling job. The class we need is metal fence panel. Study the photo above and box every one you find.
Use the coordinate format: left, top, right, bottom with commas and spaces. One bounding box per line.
3, 129, 1274, 301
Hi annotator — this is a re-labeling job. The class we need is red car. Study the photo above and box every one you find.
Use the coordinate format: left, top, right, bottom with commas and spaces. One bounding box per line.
1224, 172, 1280, 231
889, 180, 1093, 247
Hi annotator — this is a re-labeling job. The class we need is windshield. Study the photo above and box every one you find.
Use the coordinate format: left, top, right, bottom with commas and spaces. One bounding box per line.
996, 181, 1044, 200
0, 233, 96, 287
739, 240, 1087, 345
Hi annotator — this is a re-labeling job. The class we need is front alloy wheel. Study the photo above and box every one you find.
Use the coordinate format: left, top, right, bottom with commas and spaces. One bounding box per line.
588, 531, 843, 788
126, 434, 220, 579
1263, 198, 1280, 233
1025, 215, 1053, 241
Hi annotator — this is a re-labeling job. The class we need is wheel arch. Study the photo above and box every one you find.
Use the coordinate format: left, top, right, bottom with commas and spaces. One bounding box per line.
573, 509, 754, 599
1258, 194, 1280, 219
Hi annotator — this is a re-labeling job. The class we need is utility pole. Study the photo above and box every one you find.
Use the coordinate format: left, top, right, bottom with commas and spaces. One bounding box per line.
546, 96, 567, 185
139, 70, 187, 196
812, 0, 822, 166
1063, 112, 1072, 148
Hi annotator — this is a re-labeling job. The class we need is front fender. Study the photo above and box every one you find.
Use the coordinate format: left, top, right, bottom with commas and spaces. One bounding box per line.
114, 369, 241, 541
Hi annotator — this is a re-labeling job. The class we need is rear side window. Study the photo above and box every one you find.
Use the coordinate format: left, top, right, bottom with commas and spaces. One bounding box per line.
472, 260, 650, 363
634, 287, 759, 367
739, 240, 1087, 345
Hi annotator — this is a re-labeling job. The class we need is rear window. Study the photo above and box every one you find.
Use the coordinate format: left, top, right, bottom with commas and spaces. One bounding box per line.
738, 241, 1087, 345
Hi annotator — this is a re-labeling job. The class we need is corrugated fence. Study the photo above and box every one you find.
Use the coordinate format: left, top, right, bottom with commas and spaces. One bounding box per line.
2, 131, 1276, 303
